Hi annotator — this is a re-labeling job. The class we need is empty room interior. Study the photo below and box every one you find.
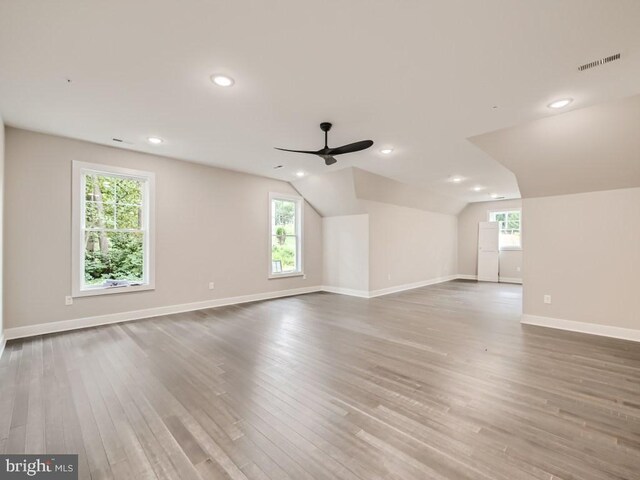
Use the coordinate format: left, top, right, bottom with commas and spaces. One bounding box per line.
1, 1, 639, 479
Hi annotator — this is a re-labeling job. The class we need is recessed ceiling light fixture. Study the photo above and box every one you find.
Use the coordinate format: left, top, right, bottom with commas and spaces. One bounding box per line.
490, 193, 500, 199
211, 74, 235, 87
147, 137, 163, 144
295, 171, 305, 177
451, 176, 464, 183
548, 98, 573, 109
380, 147, 394, 155
473, 186, 484, 192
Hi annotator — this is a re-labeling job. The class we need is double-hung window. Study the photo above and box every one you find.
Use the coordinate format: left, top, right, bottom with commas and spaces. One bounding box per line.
269, 193, 303, 278
72, 161, 155, 296
489, 209, 522, 250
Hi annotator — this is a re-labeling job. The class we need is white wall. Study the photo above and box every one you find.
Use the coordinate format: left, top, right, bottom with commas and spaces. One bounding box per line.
4, 128, 323, 331
523, 188, 640, 331
457, 199, 523, 281
323, 215, 369, 294
0, 117, 4, 352
322, 202, 458, 296
366, 201, 458, 292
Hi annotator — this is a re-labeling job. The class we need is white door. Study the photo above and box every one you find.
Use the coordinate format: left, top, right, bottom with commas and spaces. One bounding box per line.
477, 221, 499, 282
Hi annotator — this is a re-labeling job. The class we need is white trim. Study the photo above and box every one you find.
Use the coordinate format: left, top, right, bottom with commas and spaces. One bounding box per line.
321, 286, 370, 298
521, 314, 640, 343
456, 274, 478, 281
499, 277, 523, 284
269, 192, 304, 278
0, 333, 5, 359
268, 272, 305, 280
4, 286, 321, 341
322, 275, 460, 299
368, 275, 460, 297
72, 161, 156, 297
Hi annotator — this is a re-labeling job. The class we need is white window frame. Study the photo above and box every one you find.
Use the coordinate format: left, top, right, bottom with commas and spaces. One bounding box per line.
488, 208, 522, 251
72, 161, 156, 297
268, 192, 304, 279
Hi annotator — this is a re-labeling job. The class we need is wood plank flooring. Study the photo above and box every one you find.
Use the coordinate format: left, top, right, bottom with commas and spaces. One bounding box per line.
1, 280, 640, 479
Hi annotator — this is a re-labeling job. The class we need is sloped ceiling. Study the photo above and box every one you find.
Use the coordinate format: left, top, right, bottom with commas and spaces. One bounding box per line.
293, 168, 465, 217
469, 95, 640, 198
2, 1, 640, 204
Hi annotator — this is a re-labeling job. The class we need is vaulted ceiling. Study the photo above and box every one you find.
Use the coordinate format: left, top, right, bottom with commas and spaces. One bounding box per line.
470, 94, 640, 198
1, 0, 639, 205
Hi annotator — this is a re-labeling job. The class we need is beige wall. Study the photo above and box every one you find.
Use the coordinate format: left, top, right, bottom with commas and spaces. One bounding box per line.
4, 128, 323, 329
0, 118, 4, 342
366, 201, 458, 292
523, 188, 640, 330
457, 199, 523, 280
323, 215, 369, 293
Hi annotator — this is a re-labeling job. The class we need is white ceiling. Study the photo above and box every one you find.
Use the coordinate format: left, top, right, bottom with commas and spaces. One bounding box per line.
1, 0, 640, 204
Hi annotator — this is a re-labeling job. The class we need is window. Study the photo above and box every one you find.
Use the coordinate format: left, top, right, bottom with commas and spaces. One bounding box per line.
72, 161, 155, 296
489, 209, 522, 250
269, 193, 303, 278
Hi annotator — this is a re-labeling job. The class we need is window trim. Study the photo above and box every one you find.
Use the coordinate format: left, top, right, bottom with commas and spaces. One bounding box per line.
487, 208, 522, 251
71, 161, 156, 297
268, 192, 304, 279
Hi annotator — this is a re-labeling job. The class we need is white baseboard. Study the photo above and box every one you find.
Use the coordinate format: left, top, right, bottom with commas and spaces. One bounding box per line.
321, 286, 370, 298
521, 314, 640, 343
4, 286, 322, 341
456, 274, 477, 281
368, 275, 460, 298
455, 274, 522, 284
499, 277, 523, 284
322, 275, 460, 299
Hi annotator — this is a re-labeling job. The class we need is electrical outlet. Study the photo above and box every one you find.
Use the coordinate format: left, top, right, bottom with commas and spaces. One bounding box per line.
516, 266, 521, 272
208, 282, 215, 290
387, 273, 391, 281
65, 296, 73, 306
543, 295, 551, 304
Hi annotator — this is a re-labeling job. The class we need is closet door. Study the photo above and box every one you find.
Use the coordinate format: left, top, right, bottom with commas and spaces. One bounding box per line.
477, 221, 499, 282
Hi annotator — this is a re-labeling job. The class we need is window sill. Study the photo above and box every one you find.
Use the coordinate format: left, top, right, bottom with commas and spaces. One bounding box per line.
73, 283, 155, 298
268, 272, 305, 280
500, 247, 522, 252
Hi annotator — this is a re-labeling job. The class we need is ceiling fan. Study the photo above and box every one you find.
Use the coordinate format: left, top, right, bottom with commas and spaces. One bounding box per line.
275, 122, 373, 166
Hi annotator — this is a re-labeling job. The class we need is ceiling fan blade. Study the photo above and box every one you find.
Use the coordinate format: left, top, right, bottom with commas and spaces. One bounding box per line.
327, 140, 374, 156
323, 156, 338, 166
274, 147, 319, 155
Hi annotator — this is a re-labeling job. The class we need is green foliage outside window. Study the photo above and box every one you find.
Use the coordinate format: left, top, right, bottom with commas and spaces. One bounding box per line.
271, 199, 298, 272
84, 174, 145, 285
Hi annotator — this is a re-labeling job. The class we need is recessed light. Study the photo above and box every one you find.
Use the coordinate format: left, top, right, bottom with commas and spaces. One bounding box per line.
211, 74, 235, 87
490, 193, 499, 199
379, 147, 394, 155
147, 137, 163, 144
473, 186, 484, 192
295, 171, 305, 177
451, 176, 464, 183
548, 98, 573, 109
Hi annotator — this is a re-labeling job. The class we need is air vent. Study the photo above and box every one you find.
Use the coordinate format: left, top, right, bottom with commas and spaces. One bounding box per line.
578, 53, 620, 71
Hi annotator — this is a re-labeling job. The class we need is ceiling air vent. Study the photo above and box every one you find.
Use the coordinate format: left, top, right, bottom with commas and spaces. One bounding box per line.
578, 53, 620, 71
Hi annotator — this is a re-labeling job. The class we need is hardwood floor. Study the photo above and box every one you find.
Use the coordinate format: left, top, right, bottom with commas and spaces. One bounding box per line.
1, 280, 639, 479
